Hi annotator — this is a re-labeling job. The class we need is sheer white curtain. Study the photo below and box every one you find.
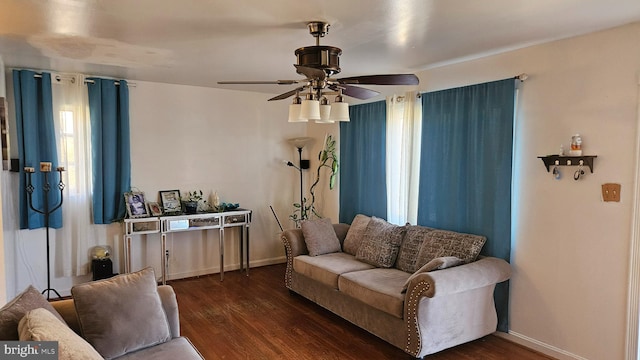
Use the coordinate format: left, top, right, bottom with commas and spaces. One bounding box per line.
51, 74, 107, 276
385, 91, 422, 225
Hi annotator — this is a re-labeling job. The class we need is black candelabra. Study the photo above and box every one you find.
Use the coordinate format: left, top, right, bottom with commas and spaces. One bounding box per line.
24, 162, 65, 300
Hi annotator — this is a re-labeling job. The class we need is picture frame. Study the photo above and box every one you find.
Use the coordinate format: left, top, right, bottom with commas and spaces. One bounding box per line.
148, 201, 163, 216
124, 192, 149, 218
159, 190, 182, 215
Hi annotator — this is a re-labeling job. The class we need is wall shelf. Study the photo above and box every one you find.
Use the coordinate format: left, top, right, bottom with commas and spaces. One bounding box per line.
538, 155, 597, 173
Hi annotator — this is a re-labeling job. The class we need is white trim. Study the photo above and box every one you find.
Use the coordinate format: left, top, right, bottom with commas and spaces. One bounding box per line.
625, 72, 640, 360
495, 331, 588, 360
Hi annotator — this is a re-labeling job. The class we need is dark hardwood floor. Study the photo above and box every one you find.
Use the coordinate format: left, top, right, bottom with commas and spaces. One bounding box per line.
168, 264, 554, 360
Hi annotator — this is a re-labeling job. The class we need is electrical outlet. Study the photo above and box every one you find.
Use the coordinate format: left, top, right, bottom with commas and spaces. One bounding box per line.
602, 183, 621, 202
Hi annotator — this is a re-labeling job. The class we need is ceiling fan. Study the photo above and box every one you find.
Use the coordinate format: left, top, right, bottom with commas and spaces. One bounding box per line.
218, 21, 419, 122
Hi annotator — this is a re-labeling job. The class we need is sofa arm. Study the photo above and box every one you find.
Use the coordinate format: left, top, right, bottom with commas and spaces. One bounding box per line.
405, 257, 511, 298
158, 285, 180, 338
51, 299, 81, 335
281, 229, 307, 258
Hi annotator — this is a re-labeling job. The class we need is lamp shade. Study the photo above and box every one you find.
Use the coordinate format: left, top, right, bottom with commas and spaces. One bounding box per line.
288, 104, 306, 122
329, 101, 350, 122
299, 99, 321, 121
318, 102, 333, 123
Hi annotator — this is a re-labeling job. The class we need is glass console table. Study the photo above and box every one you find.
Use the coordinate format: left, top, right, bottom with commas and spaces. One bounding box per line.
123, 209, 251, 284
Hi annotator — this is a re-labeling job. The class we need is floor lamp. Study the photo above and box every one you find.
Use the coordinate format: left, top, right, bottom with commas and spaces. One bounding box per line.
287, 137, 314, 221
24, 162, 65, 300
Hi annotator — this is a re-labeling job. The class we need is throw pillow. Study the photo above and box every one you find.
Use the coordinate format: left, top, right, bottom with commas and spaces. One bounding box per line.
0, 285, 65, 340
301, 218, 342, 256
401, 256, 464, 293
356, 217, 406, 268
342, 214, 371, 255
415, 229, 486, 268
395, 225, 435, 273
19, 308, 104, 360
71, 267, 171, 359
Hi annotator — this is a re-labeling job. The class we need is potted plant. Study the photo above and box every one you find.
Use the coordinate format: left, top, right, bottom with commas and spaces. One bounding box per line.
183, 190, 206, 214
289, 134, 338, 227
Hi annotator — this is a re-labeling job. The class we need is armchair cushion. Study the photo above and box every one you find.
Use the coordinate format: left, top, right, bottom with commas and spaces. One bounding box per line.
0, 285, 65, 340
301, 218, 341, 256
19, 308, 104, 360
71, 267, 171, 359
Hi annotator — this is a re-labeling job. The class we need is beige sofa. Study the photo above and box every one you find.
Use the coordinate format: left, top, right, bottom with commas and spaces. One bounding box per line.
281, 216, 511, 358
0, 268, 202, 360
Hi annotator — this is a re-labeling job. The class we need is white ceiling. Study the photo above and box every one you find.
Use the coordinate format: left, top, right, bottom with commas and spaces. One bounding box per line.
1, 0, 640, 97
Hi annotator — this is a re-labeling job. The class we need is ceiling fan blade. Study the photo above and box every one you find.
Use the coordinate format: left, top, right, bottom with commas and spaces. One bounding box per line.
330, 84, 380, 100
294, 65, 326, 81
337, 74, 419, 85
218, 80, 299, 85
268, 86, 306, 101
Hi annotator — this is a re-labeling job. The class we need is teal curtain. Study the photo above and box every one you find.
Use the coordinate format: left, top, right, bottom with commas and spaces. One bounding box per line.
339, 101, 387, 223
417, 78, 515, 332
13, 70, 62, 229
87, 78, 131, 224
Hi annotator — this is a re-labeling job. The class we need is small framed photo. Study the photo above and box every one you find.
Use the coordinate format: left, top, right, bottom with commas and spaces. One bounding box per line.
148, 202, 163, 216
125, 192, 149, 218
159, 190, 182, 215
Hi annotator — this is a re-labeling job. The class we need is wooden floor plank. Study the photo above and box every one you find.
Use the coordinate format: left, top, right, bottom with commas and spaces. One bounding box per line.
169, 264, 554, 360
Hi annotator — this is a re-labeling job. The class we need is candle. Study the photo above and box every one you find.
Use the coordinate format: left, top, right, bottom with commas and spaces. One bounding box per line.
40, 162, 52, 172
24, 167, 35, 173
56, 166, 65, 172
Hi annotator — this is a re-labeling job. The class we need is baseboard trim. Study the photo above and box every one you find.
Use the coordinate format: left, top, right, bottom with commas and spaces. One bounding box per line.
165, 257, 286, 281
494, 331, 588, 360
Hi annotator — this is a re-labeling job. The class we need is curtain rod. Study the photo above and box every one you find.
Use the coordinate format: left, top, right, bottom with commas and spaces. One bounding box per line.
30, 72, 136, 87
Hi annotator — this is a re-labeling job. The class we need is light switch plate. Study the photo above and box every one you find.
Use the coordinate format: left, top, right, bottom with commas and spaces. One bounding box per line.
602, 183, 621, 202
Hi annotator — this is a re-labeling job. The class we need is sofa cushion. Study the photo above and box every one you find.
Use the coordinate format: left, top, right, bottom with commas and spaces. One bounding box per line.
301, 218, 341, 256
18, 308, 104, 360
356, 217, 406, 268
293, 253, 375, 289
395, 225, 435, 273
402, 256, 464, 293
0, 285, 65, 340
114, 337, 203, 360
342, 214, 371, 255
416, 229, 486, 268
338, 268, 410, 319
71, 267, 171, 359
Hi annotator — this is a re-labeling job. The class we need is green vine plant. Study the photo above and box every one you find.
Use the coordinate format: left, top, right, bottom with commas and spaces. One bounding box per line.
289, 135, 338, 227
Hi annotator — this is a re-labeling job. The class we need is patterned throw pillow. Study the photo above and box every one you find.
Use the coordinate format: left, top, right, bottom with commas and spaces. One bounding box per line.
356, 217, 406, 268
415, 229, 486, 268
343, 214, 371, 255
395, 225, 435, 273
301, 218, 342, 256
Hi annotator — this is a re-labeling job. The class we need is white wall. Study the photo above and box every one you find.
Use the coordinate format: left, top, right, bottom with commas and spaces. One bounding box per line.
412, 23, 640, 360
1, 80, 307, 298
126, 82, 305, 279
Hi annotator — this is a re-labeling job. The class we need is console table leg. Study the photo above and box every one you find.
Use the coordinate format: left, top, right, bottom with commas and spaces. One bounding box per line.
219, 227, 224, 281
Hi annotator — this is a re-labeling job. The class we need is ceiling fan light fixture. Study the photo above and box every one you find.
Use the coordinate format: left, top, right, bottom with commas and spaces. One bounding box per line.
318, 96, 332, 122
329, 101, 349, 122
288, 95, 306, 123
299, 92, 321, 121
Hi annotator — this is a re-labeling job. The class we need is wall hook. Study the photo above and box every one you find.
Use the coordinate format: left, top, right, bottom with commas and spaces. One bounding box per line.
574, 165, 585, 180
